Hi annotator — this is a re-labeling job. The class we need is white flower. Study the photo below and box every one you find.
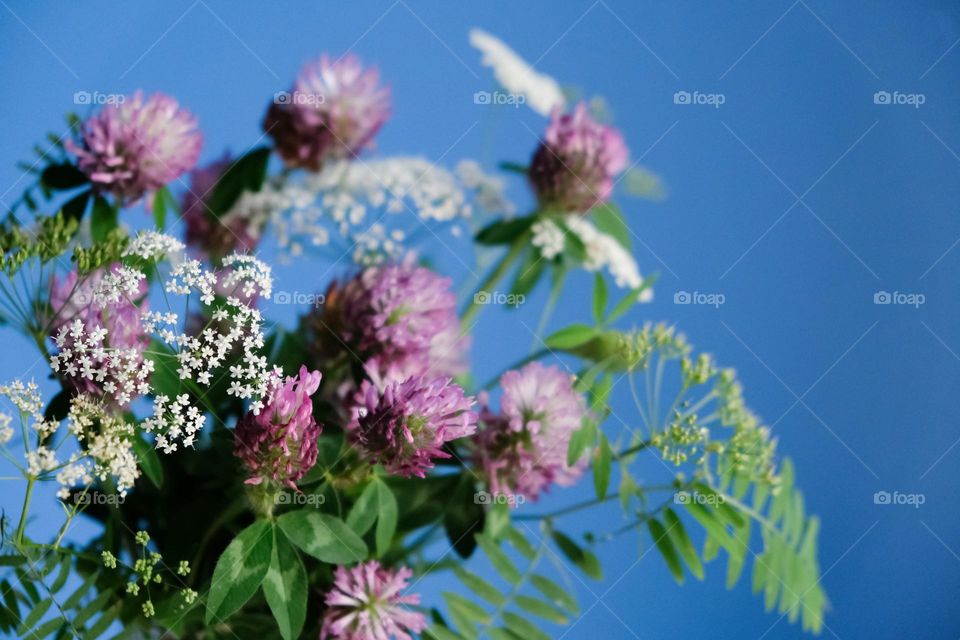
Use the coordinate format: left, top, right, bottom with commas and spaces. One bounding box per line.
469, 28, 566, 116
123, 231, 186, 261
457, 160, 515, 216
531, 218, 566, 259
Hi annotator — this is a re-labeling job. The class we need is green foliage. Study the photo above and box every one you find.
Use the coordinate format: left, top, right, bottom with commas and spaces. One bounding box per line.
276, 511, 367, 564
0, 212, 78, 275
262, 527, 308, 640
0, 549, 119, 640
429, 525, 579, 640
206, 520, 273, 623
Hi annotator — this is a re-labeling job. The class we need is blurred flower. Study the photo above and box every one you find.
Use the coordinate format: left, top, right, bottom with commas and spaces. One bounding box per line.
234, 365, 322, 489
348, 372, 477, 478
303, 259, 467, 381
529, 102, 628, 213
68, 91, 202, 206
182, 154, 263, 262
475, 362, 587, 501
264, 54, 390, 171
48, 266, 150, 403
320, 561, 426, 640
469, 28, 566, 116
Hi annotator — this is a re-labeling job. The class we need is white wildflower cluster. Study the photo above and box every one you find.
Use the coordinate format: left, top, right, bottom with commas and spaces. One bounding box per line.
230, 157, 475, 264
456, 160, 515, 216
142, 394, 205, 453
123, 230, 186, 261
165, 259, 217, 304
220, 254, 273, 301
50, 318, 153, 406
469, 28, 566, 117
531, 215, 653, 300
59, 395, 139, 498
0, 412, 12, 445
93, 265, 146, 305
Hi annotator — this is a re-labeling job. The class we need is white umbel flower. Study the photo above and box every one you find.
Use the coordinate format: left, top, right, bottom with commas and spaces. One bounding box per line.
469, 28, 566, 116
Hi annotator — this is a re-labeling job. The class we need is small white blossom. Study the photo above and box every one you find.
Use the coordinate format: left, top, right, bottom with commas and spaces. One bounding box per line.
123, 231, 186, 261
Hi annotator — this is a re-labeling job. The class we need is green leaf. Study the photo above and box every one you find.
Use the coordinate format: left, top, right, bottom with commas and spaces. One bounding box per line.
42, 163, 88, 191
152, 186, 170, 230
205, 147, 271, 217
544, 324, 597, 349
663, 508, 704, 580
475, 534, 521, 584
567, 420, 596, 468
131, 433, 163, 488
622, 166, 667, 201
263, 527, 307, 640
593, 433, 612, 499
453, 568, 504, 607
648, 518, 684, 584
374, 479, 398, 557
476, 216, 535, 245
206, 520, 273, 623
444, 591, 490, 628
531, 574, 578, 615
61, 190, 90, 222
592, 273, 608, 324
590, 203, 630, 250
510, 247, 545, 298
347, 480, 380, 537
551, 531, 602, 580
90, 195, 117, 244
276, 511, 367, 564
16, 597, 52, 636
515, 595, 568, 624
606, 274, 658, 324
498, 161, 528, 175
484, 502, 510, 540
502, 612, 551, 640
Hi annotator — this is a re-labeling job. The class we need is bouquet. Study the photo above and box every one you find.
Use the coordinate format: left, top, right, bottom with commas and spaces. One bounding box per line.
0, 29, 827, 639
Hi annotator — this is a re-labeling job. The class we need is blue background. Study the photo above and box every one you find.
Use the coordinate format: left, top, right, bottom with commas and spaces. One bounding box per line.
0, 1, 958, 638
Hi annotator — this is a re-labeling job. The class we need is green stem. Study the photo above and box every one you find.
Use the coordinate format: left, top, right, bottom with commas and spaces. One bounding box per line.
529, 267, 565, 352
461, 235, 527, 327
16, 476, 35, 544
613, 440, 652, 461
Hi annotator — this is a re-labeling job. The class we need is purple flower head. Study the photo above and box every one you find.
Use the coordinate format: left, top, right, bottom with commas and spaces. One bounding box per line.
234, 365, 322, 489
48, 266, 148, 398
528, 102, 628, 213
348, 370, 477, 478
306, 259, 467, 381
183, 154, 261, 261
320, 561, 426, 640
68, 91, 202, 206
264, 54, 390, 171
475, 362, 588, 502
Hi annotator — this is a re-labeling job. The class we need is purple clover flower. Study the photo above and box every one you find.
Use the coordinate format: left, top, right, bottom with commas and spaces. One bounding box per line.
320, 561, 426, 640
